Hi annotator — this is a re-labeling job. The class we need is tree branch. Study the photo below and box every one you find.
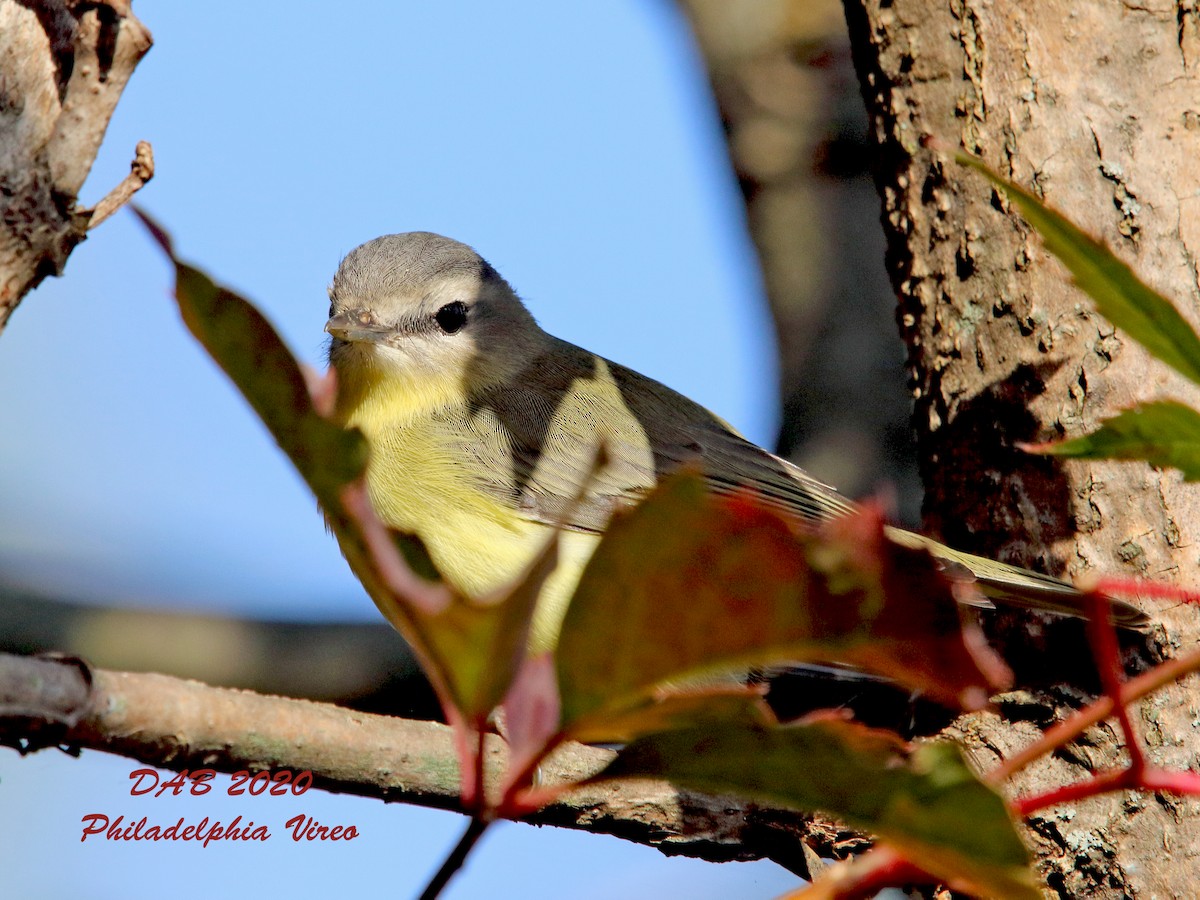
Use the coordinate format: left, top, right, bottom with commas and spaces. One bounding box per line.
0, 652, 854, 878
83, 139, 153, 229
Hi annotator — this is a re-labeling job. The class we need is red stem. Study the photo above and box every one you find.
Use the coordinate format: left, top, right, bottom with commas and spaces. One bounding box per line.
1083, 591, 1146, 774
1094, 575, 1200, 605
775, 848, 938, 900
1016, 766, 1200, 816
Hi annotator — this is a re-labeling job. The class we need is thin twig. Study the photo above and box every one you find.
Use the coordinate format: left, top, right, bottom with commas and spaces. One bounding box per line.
781, 846, 936, 900
86, 141, 154, 229
1014, 766, 1200, 816
1083, 591, 1146, 773
418, 817, 492, 900
987, 646, 1200, 785
1006, 591, 1191, 815
473, 726, 486, 811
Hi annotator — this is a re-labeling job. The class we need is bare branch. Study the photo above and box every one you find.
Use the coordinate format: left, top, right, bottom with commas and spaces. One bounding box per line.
0, 652, 850, 877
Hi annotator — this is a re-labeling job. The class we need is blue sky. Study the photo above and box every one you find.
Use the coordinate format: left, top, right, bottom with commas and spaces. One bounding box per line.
0, 2, 796, 896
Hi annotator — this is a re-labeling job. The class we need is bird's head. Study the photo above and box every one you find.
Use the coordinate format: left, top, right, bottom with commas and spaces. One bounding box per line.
326, 232, 544, 414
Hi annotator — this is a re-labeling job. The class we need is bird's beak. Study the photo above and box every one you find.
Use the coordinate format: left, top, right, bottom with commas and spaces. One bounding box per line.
325, 310, 392, 343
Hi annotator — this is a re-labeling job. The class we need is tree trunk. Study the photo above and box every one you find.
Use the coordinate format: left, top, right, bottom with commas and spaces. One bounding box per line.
0, 0, 152, 333
844, 0, 1200, 894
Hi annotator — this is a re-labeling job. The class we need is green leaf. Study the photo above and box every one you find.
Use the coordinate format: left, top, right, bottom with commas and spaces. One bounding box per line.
1031, 400, 1200, 480
958, 152, 1200, 388
592, 721, 1037, 900
556, 472, 1005, 739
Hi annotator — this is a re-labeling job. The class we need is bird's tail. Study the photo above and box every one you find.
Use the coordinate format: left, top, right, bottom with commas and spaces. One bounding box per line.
885, 526, 1151, 630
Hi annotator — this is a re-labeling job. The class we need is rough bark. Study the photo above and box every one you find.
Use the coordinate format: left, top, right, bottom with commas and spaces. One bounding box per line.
843, 0, 1200, 895
0, 0, 153, 334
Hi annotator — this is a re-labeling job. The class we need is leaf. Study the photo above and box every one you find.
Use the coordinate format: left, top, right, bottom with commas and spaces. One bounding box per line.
499, 653, 562, 797
566, 686, 773, 746
414, 533, 559, 719
135, 209, 548, 727
556, 473, 1006, 739
957, 152, 1200, 388
133, 207, 367, 499
591, 721, 1037, 900
1027, 400, 1200, 480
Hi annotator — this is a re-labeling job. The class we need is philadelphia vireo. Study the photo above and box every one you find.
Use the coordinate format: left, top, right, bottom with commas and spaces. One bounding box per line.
325, 232, 1147, 648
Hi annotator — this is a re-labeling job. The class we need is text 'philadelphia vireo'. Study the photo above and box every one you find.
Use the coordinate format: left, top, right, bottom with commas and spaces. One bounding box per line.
325, 232, 1147, 649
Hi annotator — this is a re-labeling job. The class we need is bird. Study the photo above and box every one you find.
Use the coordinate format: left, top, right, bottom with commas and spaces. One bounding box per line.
324, 231, 1148, 650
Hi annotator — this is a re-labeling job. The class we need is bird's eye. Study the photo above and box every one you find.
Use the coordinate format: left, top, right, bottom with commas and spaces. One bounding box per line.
434, 301, 468, 335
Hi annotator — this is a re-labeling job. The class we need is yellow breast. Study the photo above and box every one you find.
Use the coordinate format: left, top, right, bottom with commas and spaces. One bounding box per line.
340, 372, 594, 649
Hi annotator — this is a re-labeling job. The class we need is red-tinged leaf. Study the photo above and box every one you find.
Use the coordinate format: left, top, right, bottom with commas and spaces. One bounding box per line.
302, 365, 339, 419
427, 534, 558, 720
500, 653, 562, 797
1092, 575, 1200, 606
556, 473, 1006, 735
344, 483, 560, 721
340, 483, 451, 616
134, 214, 422, 627
590, 722, 1037, 900
135, 210, 550, 730
133, 215, 443, 669
133, 208, 367, 499
1027, 400, 1200, 481
957, 152, 1200, 388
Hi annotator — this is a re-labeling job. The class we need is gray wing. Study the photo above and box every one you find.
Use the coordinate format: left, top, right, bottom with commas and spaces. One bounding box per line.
438, 339, 1148, 629
445, 339, 855, 533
